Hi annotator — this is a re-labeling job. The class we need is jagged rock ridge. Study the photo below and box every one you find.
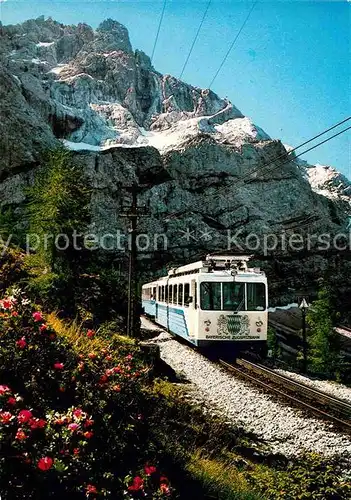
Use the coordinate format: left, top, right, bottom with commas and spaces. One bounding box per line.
0, 16, 350, 269
0, 15, 273, 175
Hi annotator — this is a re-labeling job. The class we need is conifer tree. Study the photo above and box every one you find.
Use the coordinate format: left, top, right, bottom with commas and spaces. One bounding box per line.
306, 287, 341, 378
27, 147, 91, 274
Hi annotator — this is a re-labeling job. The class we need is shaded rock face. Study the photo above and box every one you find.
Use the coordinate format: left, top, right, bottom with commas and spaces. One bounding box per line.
73, 142, 343, 245
0, 66, 57, 179
0, 16, 350, 303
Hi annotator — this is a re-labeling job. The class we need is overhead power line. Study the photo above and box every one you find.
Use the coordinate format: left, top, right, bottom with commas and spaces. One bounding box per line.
179, 0, 212, 80
285, 116, 351, 157
151, 0, 167, 63
208, 0, 258, 89
294, 125, 351, 159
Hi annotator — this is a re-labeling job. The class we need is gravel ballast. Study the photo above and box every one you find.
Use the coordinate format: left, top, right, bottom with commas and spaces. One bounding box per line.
144, 326, 351, 460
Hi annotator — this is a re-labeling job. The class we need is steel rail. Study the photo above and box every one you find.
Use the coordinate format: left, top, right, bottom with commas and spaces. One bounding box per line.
219, 359, 351, 431
237, 358, 351, 415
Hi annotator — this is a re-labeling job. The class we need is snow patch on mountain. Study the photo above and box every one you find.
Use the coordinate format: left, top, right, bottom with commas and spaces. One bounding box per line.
132, 116, 269, 152
306, 164, 351, 205
63, 115, 270, 154
36, 42, 55, 47
48, 64, 69, 75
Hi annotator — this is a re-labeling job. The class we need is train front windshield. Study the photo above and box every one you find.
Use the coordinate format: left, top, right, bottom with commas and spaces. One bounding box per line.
200, 282, 266, 311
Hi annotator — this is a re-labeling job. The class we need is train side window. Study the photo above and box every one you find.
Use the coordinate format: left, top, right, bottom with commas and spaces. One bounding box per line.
173, 285, 178, 304
184, 283, 190, 307
165, 285, 169, 303
200, 282, 221, 310
178, 284, 183, 306
153, 287, 156, 299
162, 286, 165, 302
169, 284, 173, 304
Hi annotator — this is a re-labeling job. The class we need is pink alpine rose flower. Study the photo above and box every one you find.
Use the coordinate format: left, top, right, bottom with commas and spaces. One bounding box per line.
32, 311, 44, 322
68, 423, 79, 432
17, 409, 33, 423
0, 385, 11, 395
128, 476, 144, 492
160, 483, 171, 495
73, 408, 84, 419
16, 337, 27, 349
1, 299, 12, 310
86, 484, 98, 495
29, 418, 46, 429
37, 457, 53, 471
53, 362, 64, 370
144, 464, 157, 475
0, 411, 13, 424
15, 428, 27, 440
84, 419, 94, 428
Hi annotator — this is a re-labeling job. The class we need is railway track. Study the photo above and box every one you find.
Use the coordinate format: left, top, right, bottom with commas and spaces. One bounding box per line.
219, 358, 351, 432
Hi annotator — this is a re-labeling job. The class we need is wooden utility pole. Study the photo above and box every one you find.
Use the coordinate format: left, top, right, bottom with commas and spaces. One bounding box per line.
299, 297, 309, 373
121, 184, 149, 338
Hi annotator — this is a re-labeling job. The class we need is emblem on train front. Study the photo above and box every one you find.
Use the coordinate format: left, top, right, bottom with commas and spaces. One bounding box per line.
217, 315, 250, 337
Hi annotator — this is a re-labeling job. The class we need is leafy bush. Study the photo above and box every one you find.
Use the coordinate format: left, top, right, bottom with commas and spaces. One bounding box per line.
0, 247, 27, 292
0, 289, 174, 499
248, 452, 351, 499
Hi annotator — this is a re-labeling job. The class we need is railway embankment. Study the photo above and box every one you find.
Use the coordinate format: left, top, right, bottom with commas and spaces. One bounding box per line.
142, 318, 351, 464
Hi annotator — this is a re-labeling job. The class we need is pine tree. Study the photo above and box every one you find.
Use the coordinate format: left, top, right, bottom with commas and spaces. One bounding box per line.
306, 287, 341, 378
27, 147, 91, 274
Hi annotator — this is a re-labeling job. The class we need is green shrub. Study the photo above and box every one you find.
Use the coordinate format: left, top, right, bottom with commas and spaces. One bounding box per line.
0, 247, 27, 292
248, 452, 351, 499
306, 287, 342, 379
0, 289, 174, 499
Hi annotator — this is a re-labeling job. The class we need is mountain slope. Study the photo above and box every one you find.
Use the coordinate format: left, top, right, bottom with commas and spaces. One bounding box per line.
0, 16, 349, 244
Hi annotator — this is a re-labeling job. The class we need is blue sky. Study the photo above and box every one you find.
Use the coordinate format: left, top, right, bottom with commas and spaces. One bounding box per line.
1, 0, 350, 177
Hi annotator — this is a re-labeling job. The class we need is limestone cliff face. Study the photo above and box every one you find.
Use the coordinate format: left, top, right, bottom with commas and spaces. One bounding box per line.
0, 16, 350, 283
0, 15, 243, 176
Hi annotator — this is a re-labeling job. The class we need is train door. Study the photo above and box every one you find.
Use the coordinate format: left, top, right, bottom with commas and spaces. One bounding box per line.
187, 279, 198, 340
155, 285, 159, 321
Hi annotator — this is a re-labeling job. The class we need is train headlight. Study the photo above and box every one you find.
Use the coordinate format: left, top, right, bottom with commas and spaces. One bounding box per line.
257, 328, 261, 333
205, 327, 210, 332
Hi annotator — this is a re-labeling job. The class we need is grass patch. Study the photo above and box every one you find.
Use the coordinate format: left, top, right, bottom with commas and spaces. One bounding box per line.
187, 451, 263, 500
148, 379, 351, 500
47, 313, 135, 354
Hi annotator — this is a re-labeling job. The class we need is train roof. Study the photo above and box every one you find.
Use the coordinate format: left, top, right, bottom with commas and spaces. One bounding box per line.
169, 255, 259, 275
142, 255, 266, 287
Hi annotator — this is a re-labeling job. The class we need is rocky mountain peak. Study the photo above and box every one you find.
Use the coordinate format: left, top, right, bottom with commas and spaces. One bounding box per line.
96, 18, 133, 53
0, 16, 349, 229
